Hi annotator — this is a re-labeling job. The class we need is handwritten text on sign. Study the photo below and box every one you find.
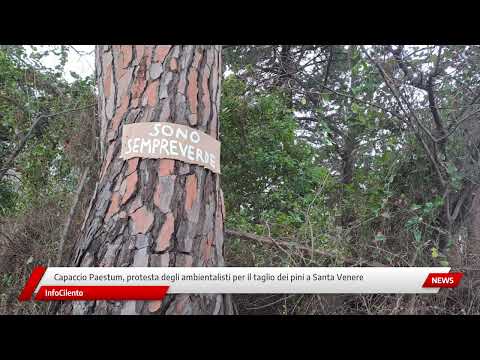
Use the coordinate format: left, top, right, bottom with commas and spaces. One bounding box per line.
121, 123, 221, 174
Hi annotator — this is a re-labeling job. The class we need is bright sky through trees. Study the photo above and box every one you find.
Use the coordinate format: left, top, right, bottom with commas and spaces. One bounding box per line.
27, 45, 95, 82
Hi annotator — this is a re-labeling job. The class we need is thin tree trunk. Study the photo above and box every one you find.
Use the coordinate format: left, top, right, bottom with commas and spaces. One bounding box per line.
57, 45, 232, 315
339, 134, 355, 227
339, 46, 359, 228
56, 166, 90, 266
467, 186, 480, 266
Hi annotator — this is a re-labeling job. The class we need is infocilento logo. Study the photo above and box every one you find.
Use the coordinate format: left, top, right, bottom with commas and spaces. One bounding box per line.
18, 266, 169, 301
18, 266, 464, 301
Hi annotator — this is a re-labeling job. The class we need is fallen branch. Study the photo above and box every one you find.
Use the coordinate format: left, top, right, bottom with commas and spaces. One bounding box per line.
224, 229, 387, 267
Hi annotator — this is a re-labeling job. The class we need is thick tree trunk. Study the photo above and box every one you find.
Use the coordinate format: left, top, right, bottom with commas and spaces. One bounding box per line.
57, 45, 232, 315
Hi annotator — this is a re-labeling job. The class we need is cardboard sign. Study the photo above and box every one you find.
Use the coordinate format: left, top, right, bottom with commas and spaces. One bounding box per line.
121, 122, 221, 174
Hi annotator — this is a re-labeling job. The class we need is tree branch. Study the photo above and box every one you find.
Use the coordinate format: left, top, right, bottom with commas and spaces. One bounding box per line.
224, 229, 387, 267
0, 104, 95, 182
363, 47, 447, 187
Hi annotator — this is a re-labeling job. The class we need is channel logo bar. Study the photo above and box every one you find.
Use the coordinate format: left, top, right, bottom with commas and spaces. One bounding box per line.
18, 266, 464, 301
35, 286, 169, 301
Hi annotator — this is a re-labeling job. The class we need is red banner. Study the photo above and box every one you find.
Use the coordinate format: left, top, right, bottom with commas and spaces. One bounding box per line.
18, 266, 47, 301
34, 286, 170, 301
422, 273, 463, 288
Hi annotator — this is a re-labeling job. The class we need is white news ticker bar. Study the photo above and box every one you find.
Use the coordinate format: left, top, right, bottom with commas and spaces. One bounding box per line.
36, 267, 450, 294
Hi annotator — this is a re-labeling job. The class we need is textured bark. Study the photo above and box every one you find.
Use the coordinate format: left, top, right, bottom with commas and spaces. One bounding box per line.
57, 45, 232, 315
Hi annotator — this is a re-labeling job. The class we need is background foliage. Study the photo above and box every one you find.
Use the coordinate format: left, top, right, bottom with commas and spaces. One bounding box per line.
0, 46, 96, 314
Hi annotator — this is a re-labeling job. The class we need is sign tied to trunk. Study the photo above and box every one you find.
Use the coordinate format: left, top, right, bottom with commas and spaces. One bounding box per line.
121, 122, 221, 174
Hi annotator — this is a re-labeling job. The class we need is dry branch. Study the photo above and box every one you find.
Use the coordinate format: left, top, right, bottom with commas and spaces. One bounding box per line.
224, 229, 387, 267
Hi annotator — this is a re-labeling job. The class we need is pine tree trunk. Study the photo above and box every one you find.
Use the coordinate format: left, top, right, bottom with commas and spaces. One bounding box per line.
57, 45, 232, 315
